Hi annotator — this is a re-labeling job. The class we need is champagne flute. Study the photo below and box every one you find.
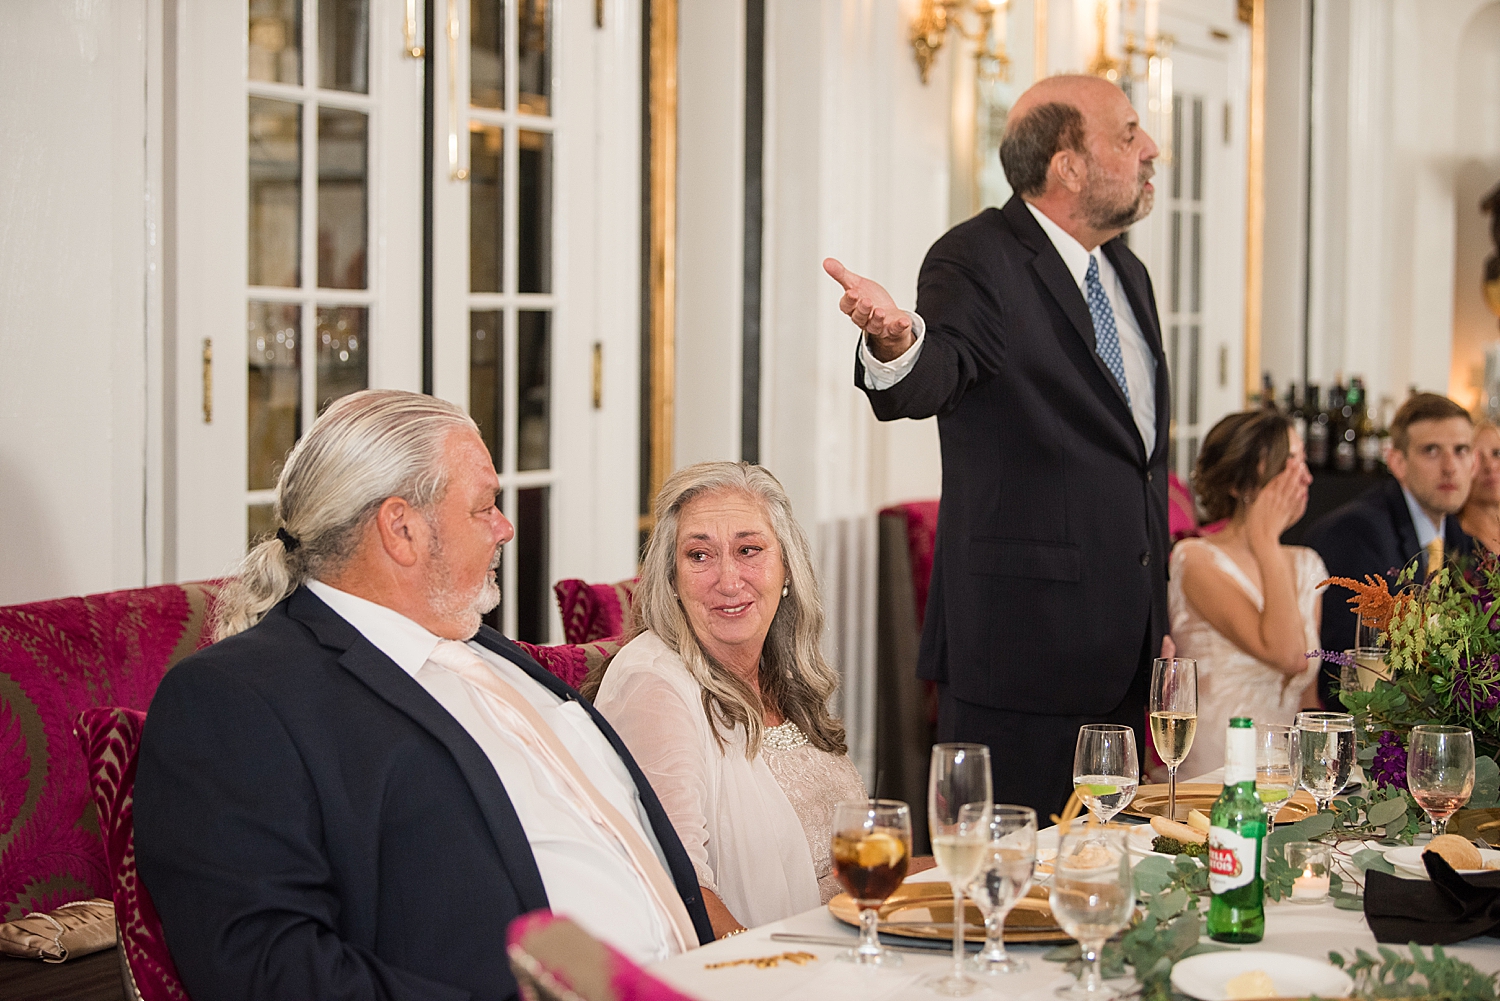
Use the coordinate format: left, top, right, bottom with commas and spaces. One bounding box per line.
1254, 723, 1298, 833
1296, 711, 1355, 813
1150, 658, 1198, 822
830, 799, 913, 966
966, 805, 1037, 976
1073, 725, 1140, 828
1407, 725, 1475, 837
1050, 828, 1134, 1000
927, 743, 993, 997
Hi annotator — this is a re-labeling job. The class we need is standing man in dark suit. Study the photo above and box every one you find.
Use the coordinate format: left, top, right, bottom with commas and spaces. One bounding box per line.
1302, 392, 1475, 699
135, 390, 714, 1001
822, 75, 1170, 818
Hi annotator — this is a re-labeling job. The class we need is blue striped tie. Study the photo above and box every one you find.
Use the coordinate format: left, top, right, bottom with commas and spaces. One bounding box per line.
1085, 254, 1131, 405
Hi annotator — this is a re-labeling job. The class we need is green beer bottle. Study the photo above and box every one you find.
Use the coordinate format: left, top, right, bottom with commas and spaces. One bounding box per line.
1207, 717, 1266, 943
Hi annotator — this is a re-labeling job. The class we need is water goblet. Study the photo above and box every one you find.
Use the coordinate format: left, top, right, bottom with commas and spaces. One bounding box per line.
1407, 725, 1475, 837
1295, 711, 1355, 813
1150, 658, 1198, 822
1255, 723, 1298, 833
965, 805, 1037, 976
830, 799, 913, 966
927, 743, 993, 997
1050, 828, 1134, 999
1073, 725, 1139, 828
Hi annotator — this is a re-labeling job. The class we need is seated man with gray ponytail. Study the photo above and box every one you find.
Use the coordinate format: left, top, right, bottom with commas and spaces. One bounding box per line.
134, 389, 713, 1001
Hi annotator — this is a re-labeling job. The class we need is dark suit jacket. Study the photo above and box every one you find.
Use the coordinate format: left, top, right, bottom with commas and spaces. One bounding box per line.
134, 587, 714, 1001
858, 195, 1171, 715
1301, 478, 1473, 656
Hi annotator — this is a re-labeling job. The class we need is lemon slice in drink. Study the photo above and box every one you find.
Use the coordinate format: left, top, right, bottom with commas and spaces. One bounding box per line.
1257, 789, 1289, 804
855, 831, 907, 869
1080, 783, 1119, 797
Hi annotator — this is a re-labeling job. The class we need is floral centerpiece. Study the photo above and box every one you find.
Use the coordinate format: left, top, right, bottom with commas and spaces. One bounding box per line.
1323, 554, 1500, 807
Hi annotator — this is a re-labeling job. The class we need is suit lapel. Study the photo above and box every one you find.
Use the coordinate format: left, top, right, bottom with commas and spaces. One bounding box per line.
1003, 197, 1141, 460
1382, 480, 1421, 559
287, 589, 550, 912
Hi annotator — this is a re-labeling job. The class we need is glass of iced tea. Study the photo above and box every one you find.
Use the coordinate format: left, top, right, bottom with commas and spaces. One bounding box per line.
831, 799, 913, 967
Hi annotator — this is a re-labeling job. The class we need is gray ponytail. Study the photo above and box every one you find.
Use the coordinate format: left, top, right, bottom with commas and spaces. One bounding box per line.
213, 390, 477, 640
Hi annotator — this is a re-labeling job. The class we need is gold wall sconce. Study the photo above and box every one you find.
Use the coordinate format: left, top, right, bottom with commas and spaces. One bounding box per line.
1086, 0, 1174, 164
910, 0, 1012, 85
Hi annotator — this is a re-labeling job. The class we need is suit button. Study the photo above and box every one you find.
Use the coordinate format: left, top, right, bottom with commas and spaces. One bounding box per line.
1139, 552, 1151, 566
1147, 471, 1154, 482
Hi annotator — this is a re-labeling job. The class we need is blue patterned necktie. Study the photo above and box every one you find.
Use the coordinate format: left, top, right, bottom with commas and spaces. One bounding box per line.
1085, 254, 1131, 405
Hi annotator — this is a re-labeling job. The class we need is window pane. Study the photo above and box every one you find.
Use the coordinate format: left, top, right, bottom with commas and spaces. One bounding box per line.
316, 305, 368, 413
1188, 325, 1201, 426
518, 0, 551, 115
1191, 97, 1204, 203
1171, 94, 1183, 200
249, 98, 302, 288
518, 310, 550, 471
318, 107, 368, 289
470, 310, 504, 470
319, 0, 369, 93
249, 0, 301, 84
518, 129, 552, 293
1169, 209, 1181, 314
248, 301, 302, 490
470, 123, 503, 293
1190, 212, 1202, 314
516, 485, 550, 642
249, 502, 277, 550
471, 0, 504, 109
1169, 325, 1179, 424
482, 495, 507, 633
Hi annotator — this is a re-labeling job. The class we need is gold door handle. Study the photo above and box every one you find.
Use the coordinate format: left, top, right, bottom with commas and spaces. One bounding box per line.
403, 0, 425, 58
447, 0, 469, 181
592, 343, 604, 409
201, 338, 213, 424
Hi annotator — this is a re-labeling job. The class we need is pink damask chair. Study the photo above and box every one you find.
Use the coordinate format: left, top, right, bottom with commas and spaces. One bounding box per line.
553, 578, 638, 645
507, 911, 699, 1001
73, 707, 189, 1001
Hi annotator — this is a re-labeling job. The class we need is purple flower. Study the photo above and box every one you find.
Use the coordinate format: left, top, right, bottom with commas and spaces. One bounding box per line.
1317, 649, 1354, 668
1369, 730, 1408, 791
1454, 654, 1500, 713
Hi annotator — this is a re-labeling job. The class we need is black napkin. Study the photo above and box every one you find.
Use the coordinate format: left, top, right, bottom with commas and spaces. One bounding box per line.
1363, 851, 1500, 944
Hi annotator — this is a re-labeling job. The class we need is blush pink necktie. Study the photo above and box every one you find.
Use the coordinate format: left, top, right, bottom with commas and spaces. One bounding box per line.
426, 639, 699, 953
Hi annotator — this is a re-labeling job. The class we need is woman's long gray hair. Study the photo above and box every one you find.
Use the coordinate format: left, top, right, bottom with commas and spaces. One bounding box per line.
213, 390, 478, 640
631, 461, 847, 758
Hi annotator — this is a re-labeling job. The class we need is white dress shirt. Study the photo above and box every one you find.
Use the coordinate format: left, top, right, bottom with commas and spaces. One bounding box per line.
859, 200, 1158, 451
1401, 485, 1443, 549
304, 579, 679, 963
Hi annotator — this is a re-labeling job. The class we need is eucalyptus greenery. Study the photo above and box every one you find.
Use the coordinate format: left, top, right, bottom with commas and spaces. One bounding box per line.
1330, 944, 1500, 1000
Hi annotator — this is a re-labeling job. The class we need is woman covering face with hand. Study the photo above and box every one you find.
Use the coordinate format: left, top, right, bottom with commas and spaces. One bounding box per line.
1168, 410, 1327, 776
593, 462, 866, 938
1460, 420, 1500, 553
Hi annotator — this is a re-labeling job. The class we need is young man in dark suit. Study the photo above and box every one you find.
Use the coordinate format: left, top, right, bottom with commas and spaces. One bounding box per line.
134, 391, 714, 1001
1302, 393, 1475, 698
823, 75, 1170, 818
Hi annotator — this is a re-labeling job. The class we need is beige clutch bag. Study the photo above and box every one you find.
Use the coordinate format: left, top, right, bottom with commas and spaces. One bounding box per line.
0, 898, 116, 962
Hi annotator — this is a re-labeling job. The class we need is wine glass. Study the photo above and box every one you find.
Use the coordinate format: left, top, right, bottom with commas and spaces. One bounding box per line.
966, 805, 1038, 976
927, 743, 993, 997
1073, 725, 1139, 828
1149, 658, 1198, 822
1050, 828, 1134, 999
1295, 711, 1355, 813
830, 799, 913, 966
1407, 725, 1475, 837
1255, 723, 1298, 833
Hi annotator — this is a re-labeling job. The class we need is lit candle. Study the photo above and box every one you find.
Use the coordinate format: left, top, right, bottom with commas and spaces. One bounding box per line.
1145, 0, 1159, 41
1291, 865, 1331, 901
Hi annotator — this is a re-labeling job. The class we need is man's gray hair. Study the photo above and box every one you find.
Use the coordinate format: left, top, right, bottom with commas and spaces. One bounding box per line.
213, 390, 478, 639
999, 101, 1087, 198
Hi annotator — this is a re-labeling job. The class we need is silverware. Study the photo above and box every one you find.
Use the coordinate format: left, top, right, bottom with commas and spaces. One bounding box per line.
1473, 835, 1493, 850
768, 932, 977, 955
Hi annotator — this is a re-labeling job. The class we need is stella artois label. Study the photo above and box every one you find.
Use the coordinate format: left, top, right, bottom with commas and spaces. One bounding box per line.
1208, 826, 1258, 893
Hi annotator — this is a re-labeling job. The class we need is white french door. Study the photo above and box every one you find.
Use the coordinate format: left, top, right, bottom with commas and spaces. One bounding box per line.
171, 2, 641, 644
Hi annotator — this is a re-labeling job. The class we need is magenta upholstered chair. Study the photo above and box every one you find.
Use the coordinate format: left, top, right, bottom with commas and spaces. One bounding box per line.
507, 911, 700, 1001
74, 706, 190, 1001
553, 578, 639, 645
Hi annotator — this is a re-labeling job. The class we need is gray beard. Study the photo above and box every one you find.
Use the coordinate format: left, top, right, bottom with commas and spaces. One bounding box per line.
425, 535, 502, 636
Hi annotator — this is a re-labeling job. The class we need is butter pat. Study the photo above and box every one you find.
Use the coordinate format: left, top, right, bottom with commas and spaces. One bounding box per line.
1225, 969, 1278, 999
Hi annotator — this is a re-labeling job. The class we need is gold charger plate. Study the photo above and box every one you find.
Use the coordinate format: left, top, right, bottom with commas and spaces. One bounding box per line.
1122, 783, 1317, 825
1450, 808, 1500, 844
828, 880, 1070, 944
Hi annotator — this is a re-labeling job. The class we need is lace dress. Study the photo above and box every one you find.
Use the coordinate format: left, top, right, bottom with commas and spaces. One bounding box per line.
760, 721, 868, 904
595, 632, 866, 927
1168, 539, 1327, 777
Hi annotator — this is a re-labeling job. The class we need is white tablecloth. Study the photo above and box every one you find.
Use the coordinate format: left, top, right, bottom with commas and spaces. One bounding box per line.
649, 842, 1500, 1000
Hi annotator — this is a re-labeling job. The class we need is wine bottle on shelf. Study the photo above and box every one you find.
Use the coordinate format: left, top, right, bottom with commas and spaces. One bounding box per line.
1352, 378, 1380, 472
1286, 384, 1307, 445
1305, 385, 1329, 469
1207, 718, 1267, 944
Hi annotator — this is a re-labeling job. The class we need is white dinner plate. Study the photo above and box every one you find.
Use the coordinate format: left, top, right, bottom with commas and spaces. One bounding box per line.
1384, 845, 1500, 878
1170, 951, 1353, 1000
1128, 825, 1176, 858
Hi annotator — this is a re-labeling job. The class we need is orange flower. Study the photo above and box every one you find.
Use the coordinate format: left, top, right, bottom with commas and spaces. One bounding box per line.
1318, 575, 1395, 632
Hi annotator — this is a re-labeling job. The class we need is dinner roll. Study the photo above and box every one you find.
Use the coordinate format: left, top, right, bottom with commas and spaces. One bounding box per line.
1424, 834, 1483, 871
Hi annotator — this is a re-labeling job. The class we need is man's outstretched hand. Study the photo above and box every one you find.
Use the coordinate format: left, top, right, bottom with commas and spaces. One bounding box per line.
823, 257, 916, 363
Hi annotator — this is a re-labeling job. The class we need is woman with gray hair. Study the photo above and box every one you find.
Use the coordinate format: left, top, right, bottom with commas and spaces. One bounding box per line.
594, 461, 866, 936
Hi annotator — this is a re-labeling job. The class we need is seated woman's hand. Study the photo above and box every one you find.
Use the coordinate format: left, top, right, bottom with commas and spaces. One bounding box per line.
907, 855, 939, 875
